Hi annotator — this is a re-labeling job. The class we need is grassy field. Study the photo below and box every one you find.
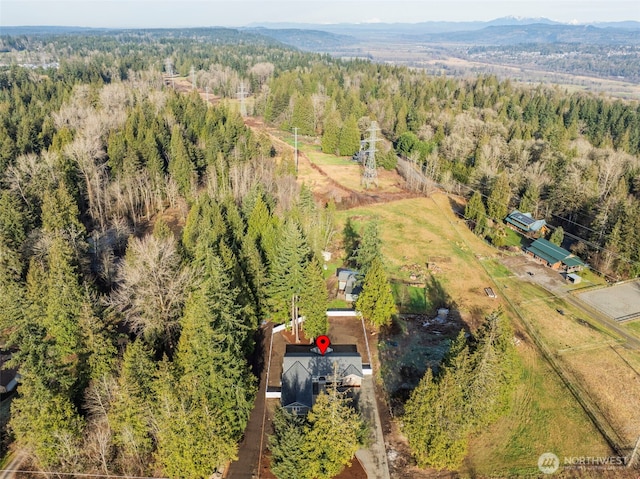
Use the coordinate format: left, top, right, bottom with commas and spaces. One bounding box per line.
334, 194, 615, 474
464, 342, 612, 476
624, 319, 640, 340
336, 195, 501, 326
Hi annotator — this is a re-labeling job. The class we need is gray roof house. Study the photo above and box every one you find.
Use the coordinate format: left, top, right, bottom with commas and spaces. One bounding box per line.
281, 344, 363, 415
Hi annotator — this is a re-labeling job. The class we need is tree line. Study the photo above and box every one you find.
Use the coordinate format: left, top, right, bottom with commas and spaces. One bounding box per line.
403, 310, 517, 470
254, 58, 640, 278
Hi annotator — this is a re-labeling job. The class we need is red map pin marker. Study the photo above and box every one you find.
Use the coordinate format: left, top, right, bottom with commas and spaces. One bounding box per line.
316, 335, 331, 355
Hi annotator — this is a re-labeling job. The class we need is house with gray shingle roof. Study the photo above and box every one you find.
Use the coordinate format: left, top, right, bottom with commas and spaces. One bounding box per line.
281, 344, 363, 415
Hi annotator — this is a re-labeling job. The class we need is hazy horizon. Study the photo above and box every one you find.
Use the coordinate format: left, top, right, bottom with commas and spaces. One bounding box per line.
1, 0, 639, 29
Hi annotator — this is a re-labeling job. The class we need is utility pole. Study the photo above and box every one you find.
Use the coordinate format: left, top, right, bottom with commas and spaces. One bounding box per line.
190, 66, 196, 90
237, 81, 247, 117
293, 127, 299, 174
362, 120, 380, 188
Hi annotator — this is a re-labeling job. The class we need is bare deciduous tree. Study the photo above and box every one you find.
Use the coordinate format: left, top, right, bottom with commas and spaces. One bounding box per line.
109, 234, 191, 353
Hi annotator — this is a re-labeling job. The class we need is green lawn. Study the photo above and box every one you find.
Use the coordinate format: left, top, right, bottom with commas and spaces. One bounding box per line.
299, 143, 354, 166
391, 282, 428, 314
503, 227, 526, 248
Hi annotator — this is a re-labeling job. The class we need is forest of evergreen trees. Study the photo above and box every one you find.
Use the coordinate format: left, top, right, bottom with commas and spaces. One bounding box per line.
0, 32, 335, 476
1, 26, 639, 475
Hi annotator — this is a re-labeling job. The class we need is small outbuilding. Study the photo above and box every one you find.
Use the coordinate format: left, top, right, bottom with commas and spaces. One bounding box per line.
337, 268, 361, 302
566, 273, 582, 284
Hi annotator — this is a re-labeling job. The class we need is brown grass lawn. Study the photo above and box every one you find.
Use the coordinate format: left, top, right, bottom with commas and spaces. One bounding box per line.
464, 341, 612, 477
624, 319, 640, 341
336, 194, 501, 328
563, 347, 640, 445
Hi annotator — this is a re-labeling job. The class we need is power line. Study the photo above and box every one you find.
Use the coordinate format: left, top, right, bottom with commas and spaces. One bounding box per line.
237, 81, 247, 117
0, 471, 165, 479
428, 174, 640, 273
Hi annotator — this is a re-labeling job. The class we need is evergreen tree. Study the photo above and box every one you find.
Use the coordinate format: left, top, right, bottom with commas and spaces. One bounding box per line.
466, 311, 517, 428
464, 191, 487, 236
403, 311, 516, 470
168, 125, 196, 199
41, 181, 85, 240
355, 257, 396, 329
269, 408, 312, 479
291, 94, 315, 136
300, 259, 328, 340
351, 220, 382, 276
304, 385, 366, 479
487, 173, 511, 221
10, 373, 84, 470
518, 183, 540, 216
403, 367, 469, 470
321, 111, 341, 155
267, 220, 310, 326
549, 226, 564, 246
44, 236, 85, 392
154, 371, 239, 479
109, 340, 156, 471
337, 116, 360, 157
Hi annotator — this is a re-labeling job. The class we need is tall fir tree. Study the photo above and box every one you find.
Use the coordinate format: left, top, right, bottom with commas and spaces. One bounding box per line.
291, 94, 315, 136
267, 220, 310, 326
351, 220, 382, 276
355, 257, 396, 329
337, 116, 360, 157
304, 385, 367, 479
518, 183, 540, 216
269, 408, 312, 479
299, 259, 329, 340
168, 125, 196, 199
321, 111, 341, 155
487, 173, 511, 220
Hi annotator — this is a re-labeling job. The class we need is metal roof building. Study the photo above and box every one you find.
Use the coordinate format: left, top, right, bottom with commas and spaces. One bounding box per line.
505, 210, 547, 233
525, 238, 585, 272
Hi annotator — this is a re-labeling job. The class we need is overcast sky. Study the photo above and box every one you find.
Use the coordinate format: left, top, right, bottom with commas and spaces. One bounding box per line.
1, 0, 639, 28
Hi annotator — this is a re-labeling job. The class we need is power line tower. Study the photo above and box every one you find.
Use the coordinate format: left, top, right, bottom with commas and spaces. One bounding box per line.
362, 120, 380, 188
165, 58, 174, 89
293, 127, 299, 174
237, 81, 248, 117
190, 66, 196, 90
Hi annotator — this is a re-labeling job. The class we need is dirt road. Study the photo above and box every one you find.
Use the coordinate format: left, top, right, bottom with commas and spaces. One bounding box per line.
0, 450, 27, 479
225, 323, 272, 479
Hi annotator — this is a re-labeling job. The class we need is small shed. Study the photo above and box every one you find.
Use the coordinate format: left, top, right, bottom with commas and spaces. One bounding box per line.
337, 268, 361, 302
567, 273, 582, 284
337, 269, 359, 291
